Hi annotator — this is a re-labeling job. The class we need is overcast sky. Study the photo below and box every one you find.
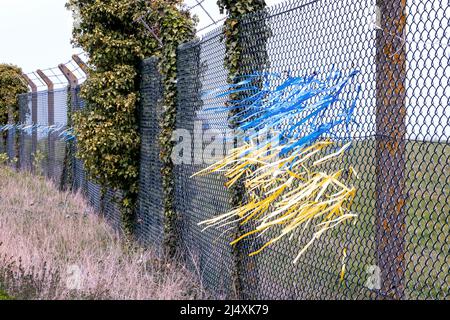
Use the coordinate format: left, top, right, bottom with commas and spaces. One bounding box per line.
0, 0, 284, 74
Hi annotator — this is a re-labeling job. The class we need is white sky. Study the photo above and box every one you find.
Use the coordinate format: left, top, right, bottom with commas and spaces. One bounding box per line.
0, 0, 75, 73
0, 0, 284, 74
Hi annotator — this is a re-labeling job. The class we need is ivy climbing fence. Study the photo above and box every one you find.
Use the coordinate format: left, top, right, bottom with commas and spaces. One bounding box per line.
5, 0, 449, 300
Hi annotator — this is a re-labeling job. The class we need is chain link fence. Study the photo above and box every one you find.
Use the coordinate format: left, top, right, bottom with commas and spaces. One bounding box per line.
6, 0, 448, 300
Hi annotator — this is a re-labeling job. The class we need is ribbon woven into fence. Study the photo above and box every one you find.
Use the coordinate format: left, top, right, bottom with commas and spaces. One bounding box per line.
0, 123, 75, 141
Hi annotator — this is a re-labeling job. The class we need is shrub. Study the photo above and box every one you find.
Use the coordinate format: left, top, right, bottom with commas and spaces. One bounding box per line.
67, 1, 195, 239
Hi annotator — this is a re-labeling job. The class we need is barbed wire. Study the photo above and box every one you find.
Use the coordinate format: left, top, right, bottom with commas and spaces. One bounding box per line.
23, 51, 89, 91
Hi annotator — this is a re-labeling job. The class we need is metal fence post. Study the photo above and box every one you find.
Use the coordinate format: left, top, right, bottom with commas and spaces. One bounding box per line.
375, 0, 407, 299
37, 70, 55, 180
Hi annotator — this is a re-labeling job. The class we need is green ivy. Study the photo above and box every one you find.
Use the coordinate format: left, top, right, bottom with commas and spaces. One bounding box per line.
60, 86, 74, 190
217, 1, 267, 79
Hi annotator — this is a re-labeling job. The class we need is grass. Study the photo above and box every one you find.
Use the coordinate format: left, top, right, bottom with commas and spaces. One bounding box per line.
0, 165, 205, 300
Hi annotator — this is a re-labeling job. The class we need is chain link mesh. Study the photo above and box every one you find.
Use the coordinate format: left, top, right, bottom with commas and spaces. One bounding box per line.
136, 57, 165, 247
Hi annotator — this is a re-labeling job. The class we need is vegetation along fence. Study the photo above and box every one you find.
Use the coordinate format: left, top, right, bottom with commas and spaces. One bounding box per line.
3, 0, 448, 299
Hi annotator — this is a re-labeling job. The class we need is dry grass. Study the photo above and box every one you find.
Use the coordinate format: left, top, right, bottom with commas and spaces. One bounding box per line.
0, 165, 203, 300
